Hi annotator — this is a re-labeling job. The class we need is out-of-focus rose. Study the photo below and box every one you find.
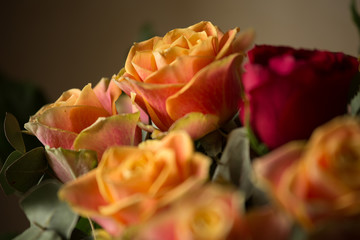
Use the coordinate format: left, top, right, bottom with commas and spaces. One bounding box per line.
255, 117, 360, 229
115, 21, 254, 139
25, 78, 142, 182
133, 185, 292, 240
239, 45, 358, 149
59, 131, 210, 237
132, 184, 247, 240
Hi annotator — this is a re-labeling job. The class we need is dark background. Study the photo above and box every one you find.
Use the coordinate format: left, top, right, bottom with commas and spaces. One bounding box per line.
0, 0, 358, 237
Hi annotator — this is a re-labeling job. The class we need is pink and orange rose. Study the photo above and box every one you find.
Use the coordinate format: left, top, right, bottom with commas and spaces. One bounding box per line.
133, 185, 292, 240
25, 78, 142, 182
59, 131, 210, 237
132, 184, 247, 240
115, 21, 254, 139
255, 117, 360, 229
240, 45, 358, 149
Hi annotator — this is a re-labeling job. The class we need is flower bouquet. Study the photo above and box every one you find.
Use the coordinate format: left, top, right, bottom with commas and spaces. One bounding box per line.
2, 20, 360, 240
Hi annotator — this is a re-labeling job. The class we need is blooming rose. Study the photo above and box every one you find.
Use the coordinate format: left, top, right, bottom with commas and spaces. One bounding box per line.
59, 131, 210, 237
255, 117, 360, 229
115, 21, 254, 139
132, 184, 247, 240
239, 45, 358, 149
133, 184, 291, 240
25, 78, 142, 182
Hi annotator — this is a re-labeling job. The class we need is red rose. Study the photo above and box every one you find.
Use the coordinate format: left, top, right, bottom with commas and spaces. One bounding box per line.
239, 45, 358, 149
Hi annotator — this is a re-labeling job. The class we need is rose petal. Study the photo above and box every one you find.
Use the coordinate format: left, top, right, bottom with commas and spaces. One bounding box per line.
231, 28, 256, 53
142, 131, 194, 167
36, 105, 110, 134
58, 170, 108, 215
145, 55, 214, 84
131, 50, 157, 81
115, 76, 184, 130
45, 147, 98, 182
75, 84, 104, 109
24, 121, 77, 149
254, 141, 305, 189
125, 37, 162, 81
189, 36, 217, 57
73, 112, 141, 160
93, 78, 122, 115
168, 112, 219, 140
216, 28, 240, 59
166, 53, 243, 125
188, 21, 220, 37
116, 94, 149, 124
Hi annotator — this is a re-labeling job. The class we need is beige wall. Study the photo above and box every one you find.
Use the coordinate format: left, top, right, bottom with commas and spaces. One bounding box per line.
0, 0, 358, 101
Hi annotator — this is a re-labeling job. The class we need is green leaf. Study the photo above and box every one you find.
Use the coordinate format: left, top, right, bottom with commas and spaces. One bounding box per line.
198, 130, 224, 159
20, 180, 78, 239
350, 90, 360, 116
0, 150, 22, 194
4, 112, 26, 153
75, 217, 93, 236
5, 147, 47, 192
246, 124, 269, 156
14, 226, 61, 240
212, 128, 254, 199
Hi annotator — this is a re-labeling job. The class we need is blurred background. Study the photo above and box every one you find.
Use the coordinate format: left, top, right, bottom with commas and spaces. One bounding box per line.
1, 0, 359, 101
0, 0, 359, 238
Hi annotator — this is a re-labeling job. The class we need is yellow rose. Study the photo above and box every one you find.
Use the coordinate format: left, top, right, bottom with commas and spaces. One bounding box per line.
59, 131, 210, 236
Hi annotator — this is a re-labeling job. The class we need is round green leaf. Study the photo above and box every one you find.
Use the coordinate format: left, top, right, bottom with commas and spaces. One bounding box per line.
4, 112, 26, 153
0, 150, 22, 194
5, 147, 47, 192
20, 180, 78, 239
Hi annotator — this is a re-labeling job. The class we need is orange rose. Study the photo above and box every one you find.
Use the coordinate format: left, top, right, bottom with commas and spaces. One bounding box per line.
115, 21, 254, 139
59, 131, 210, 237
25, 78, 142, 182
255, 117, 360, 229
132, 184, 247, 240
133, 185, 292, 240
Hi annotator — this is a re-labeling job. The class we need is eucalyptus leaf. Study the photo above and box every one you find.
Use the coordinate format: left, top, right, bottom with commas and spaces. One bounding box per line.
75, 217, 93, 236
20, 180, 78, 239
212, 128, 254, 199
4, 112, 26, 153
5, 147, 47, 192
350, 90, 360, 116
14, 226, 61, 240
198, 130, 224, 159
0, 150, 22, 194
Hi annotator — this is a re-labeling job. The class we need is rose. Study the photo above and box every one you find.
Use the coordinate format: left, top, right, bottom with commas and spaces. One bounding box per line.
132, 184, 247, 240
239, 45, 358, 149
255, 117, 360, 229
59, 131, 210, 237
115, 21, 254, 139
133, 185, 291, 240
25, 78, 142, 182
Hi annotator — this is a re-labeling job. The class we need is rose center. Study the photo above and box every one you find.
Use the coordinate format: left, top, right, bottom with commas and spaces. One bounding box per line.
189, 206, 227, 239
122, 157, 148, 180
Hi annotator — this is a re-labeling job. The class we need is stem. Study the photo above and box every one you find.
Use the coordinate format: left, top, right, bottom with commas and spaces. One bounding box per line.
88, 217, 96, 240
